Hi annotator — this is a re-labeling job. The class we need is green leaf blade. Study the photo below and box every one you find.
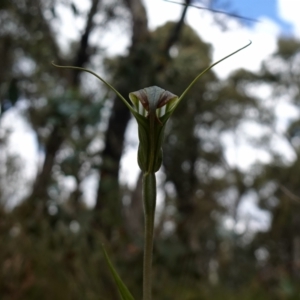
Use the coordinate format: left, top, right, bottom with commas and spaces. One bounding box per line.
102, 245, 135, 300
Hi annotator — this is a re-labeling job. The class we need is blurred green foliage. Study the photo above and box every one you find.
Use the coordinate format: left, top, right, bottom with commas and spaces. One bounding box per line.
1, 0, 300, 299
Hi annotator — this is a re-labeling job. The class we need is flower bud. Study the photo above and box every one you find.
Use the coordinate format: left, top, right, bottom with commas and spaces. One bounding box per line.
129, 86, 178, 173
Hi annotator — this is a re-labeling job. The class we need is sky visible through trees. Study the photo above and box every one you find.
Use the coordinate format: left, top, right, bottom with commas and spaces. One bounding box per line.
1, 0, 300, 299
2, 0, 299, 207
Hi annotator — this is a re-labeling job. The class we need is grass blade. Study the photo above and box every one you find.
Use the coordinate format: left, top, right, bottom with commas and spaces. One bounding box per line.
102, 245, 135, 300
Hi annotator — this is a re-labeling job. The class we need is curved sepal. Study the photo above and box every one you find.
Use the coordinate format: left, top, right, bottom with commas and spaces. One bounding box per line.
171, 40, 252, 114
51, 62, 136, 114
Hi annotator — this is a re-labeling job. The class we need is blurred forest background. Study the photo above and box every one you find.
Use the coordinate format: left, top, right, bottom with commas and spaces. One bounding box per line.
1, 0, 300, 299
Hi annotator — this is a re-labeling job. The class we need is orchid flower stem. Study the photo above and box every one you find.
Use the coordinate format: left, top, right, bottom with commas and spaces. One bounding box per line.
142, 172, 156, 300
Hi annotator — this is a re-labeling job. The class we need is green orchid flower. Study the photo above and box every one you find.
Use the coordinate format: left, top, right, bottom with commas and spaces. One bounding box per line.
52, 40, 251, 300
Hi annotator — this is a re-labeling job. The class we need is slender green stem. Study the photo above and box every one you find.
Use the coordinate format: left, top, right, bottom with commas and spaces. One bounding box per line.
142, 172, 156, 300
